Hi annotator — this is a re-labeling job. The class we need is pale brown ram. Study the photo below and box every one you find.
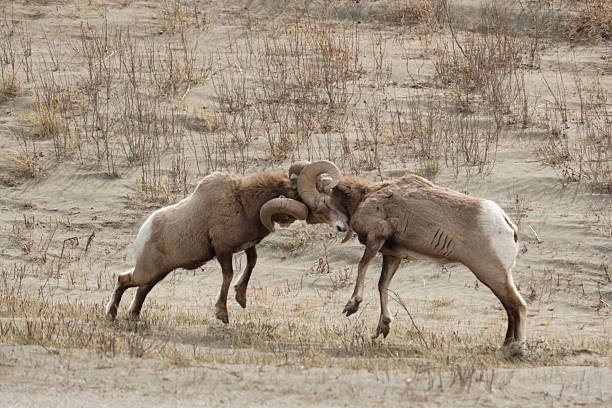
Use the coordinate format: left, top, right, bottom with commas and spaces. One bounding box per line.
105, 169, 313, 324
297, 162, 527, 354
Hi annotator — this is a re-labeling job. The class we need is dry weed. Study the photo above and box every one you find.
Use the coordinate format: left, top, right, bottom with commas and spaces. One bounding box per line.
565, 0, 612, 42
538, 72, 611, 189
0, 71, 20, 102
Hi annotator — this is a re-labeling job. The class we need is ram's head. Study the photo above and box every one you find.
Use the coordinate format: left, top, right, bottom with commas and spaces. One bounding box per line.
289, 160, 348, 232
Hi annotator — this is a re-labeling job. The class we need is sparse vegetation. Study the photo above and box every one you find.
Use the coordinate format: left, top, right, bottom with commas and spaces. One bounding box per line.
566, 0, 612, 42
1, 264, 608, 371
0, 0, 610, 405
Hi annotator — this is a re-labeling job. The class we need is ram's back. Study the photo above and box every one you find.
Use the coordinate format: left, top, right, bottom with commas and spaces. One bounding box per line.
357, 175, 488, 262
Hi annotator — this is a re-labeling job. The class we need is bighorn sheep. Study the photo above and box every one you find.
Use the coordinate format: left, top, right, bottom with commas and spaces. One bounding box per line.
105, 170, 310, 324
297, 164, 527, 352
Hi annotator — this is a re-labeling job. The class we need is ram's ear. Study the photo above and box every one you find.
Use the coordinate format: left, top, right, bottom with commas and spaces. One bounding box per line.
317, 175, 333, 193
334, 181, 352, 199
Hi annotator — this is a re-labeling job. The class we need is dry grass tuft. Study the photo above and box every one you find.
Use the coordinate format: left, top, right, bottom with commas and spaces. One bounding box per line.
566, 0, 612, 42
537, 72, 611, 190
28, 101, 60, 139
0, 71, 21, 102
382, 0, 441, 26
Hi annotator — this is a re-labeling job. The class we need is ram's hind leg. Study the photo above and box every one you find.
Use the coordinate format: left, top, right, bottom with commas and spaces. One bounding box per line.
234, 246, 257, 308
215, 252, 234, 324
503, 274, 527, 349
105, 268, 137, 321
375, 255, 402, 338
469, 264, 527, 354
127, 280, 161, 319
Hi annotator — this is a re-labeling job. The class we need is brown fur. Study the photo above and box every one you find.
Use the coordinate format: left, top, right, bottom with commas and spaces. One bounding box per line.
323, 174, 527, 351
333, 175, 482, 261
105, 171, 300, 323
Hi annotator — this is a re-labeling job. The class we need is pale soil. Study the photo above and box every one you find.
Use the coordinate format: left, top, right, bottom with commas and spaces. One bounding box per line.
0, 1, 610, 407
1, 345, 610, 407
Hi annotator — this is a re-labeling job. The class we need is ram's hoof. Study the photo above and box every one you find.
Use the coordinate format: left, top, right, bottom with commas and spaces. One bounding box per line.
374, 324, 390, 339
503, 341, 525, 358
216, 312, 229, 324
342, 301, 359, 317
234, 285, 248, 309
236, 288, 246, 309
236, 297, 247, 309
105, 304, 117, 322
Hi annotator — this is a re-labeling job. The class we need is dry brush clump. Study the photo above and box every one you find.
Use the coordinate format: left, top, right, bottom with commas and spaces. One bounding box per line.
0, 71, 20, 103
5, 131, 44, 180
0, 7, 31, 102
157, 0, 208, 33
306, 0, 447, 29
537, 71, 611, 191
212, 16, 362, 164
354, 90, 501, 178
18, 18, 210, 201
564, 0, 612, 42
432, 2, 529, 117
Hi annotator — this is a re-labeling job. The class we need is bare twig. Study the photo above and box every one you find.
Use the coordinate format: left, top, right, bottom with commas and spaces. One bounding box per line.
59, 236, 79, 261
596, 283, 610, 312
528, 224, 542, 244
388, 289, 429, 349
84, 231, 95, 253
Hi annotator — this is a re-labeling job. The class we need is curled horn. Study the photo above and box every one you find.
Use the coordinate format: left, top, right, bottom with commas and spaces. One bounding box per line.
297, 160, 341, 210
260, 197, 308, 232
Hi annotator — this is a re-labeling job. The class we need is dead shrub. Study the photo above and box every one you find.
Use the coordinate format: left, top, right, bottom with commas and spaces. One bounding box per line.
382, 0, 443, 26
433, 2, 525, 115
565, 0, 612, 42
537, 74, 611, 190
0, 71, 20, 102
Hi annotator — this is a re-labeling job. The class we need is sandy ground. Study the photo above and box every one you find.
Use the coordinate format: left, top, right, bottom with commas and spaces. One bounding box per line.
1, 344, 610, 407
0, 0, 610, 407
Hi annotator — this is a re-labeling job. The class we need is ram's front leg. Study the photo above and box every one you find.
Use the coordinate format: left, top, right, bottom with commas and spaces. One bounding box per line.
343, 231, 386, 317
234, 246, 257, 308
375, 255, 401, 338
215, 252, 234, 324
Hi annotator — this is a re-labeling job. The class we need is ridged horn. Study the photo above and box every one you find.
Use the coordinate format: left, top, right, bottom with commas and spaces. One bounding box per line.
297, 160, 341, 209
260, 197, 308, 232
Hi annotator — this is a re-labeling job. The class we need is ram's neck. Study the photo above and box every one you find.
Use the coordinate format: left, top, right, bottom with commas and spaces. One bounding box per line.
333, 176, 371, 220
334, 176, 397, 221
239, 172, 297, 214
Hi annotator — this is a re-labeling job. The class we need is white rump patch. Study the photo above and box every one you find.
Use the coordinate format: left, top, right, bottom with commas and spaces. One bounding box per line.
134, 213, 155, 260
478, 200, 518, 270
